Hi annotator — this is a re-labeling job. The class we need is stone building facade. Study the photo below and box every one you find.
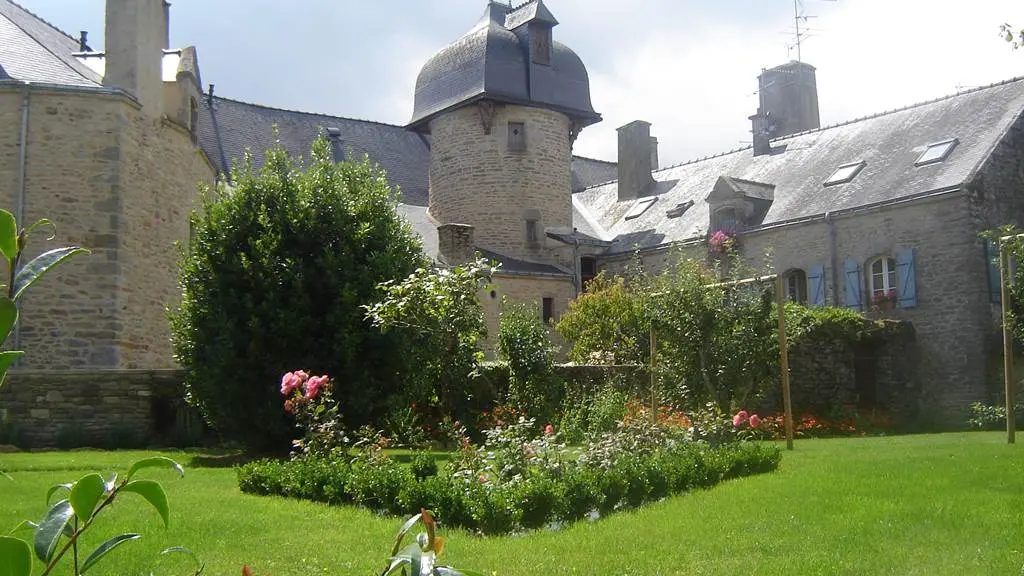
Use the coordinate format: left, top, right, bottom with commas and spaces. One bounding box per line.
3, 0, 1024, 439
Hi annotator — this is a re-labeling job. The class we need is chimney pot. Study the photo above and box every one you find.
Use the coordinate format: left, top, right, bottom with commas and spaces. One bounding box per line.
78, 31, 89, 52
616, 120, 655, 202
438, 223, 476, 265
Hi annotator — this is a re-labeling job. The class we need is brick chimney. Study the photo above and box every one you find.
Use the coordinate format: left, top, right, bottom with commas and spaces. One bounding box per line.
617, 120, 655, 202
438, 223, 476, 265
104, 0, 164, 116
749, 108, 772, 157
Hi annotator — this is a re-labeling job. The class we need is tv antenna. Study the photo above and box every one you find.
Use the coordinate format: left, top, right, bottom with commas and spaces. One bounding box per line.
785, 0, 837, 62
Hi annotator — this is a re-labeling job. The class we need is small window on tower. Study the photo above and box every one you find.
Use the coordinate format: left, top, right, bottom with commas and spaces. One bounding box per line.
531, 28, 552, 66
526, 219, 539, 244
542, 297, 554, 324
509, 122, 527, 152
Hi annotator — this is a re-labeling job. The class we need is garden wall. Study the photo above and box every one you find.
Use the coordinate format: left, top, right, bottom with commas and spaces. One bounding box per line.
759, 319, 919, 422
0, 369, 204, 449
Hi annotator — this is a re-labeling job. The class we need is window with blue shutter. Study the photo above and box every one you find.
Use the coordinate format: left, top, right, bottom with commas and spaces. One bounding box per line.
808, 264, 826, 306
986, 240, 1002, 304
895, 248, 917, 308
844, 259, 862, 311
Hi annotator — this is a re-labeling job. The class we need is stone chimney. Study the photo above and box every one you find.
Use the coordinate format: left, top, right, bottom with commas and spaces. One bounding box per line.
617, 120, 655, 202
163, 1, 171, 50
650, 136, 659, 170
438, 223, 476, 265
104, 0, 164, 116
749, 108, 772, 157
757, 61, 820, 138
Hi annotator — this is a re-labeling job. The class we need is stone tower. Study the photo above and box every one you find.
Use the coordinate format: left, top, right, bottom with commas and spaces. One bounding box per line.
757, 60, 820, 139
407, 0, 601, 266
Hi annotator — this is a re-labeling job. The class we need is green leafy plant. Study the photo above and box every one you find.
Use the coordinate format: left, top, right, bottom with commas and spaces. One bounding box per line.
0, 457, 199, 576
170, 134, 426, 452
365, 257, 498, 425
497, 299, 558, 422
381, 509, 483, 576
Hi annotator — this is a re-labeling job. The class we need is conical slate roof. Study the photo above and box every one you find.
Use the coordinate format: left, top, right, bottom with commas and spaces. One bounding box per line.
407, 0, 600, 131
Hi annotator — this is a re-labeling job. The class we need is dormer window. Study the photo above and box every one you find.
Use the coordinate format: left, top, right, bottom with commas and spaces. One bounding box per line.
915, 138, 958, 166
824, 161, 866, 186
531, 27, 552, 65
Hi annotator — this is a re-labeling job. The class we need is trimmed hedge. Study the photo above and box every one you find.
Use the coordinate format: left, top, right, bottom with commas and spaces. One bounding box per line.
237, 441, 780, 535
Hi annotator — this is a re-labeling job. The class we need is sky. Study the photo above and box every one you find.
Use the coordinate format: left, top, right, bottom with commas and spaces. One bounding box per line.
16, 0, 1024, 167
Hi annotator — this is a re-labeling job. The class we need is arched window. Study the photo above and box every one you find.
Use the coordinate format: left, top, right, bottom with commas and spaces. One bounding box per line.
869, 256, 897, 297
785, 269, 807, 304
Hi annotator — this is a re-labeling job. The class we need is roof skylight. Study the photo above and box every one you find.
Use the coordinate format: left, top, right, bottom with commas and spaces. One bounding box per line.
624, 197, 658, 220
824, 161, 866, 186
915, 138, 959, 166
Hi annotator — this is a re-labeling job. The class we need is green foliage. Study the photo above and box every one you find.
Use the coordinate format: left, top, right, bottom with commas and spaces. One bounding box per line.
497, 300, 558, 421
0, 457, 195, 576
967, 402, 1024, 430
365, 257, 497, 425
410, 453, 438, 480
169, 135, 425, 451
556, 274, 651, 365
556, 383, 630, 444
1002, 23, 1024, 49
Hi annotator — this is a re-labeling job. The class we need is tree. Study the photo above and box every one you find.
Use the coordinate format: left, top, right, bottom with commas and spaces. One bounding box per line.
497, 299, 558, 421
170, 134, 426, 451
555, 273, 653, 366
365, 257, 497, 424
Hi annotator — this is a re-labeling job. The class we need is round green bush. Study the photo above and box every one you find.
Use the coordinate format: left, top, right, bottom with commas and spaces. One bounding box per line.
170, 136, 426, 451
410, 453, 438, 480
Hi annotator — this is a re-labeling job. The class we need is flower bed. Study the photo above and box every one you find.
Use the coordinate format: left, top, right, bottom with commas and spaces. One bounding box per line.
237, 422, 780, 536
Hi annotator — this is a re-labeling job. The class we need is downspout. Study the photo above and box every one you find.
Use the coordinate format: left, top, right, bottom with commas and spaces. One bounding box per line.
825, 210, 839, 306
572, 230, 581, 296
13, 83, 30, 354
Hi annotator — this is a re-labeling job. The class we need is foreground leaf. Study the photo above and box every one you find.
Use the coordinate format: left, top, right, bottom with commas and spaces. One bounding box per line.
45, 484, 71, 506
0, 535, 32, 576
121, 481, 170, 527
69, 474, 105, 522
0, 210, 16, 263
80, 533, 140, 574
12, 247, 89, 302
390, 513, 423, 556
0, 299, 18, 348
33, 499, 72, 563
126, 457, 184, 482
0, 351, 24, 391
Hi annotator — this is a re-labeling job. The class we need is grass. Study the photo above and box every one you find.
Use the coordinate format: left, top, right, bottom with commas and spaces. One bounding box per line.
0, 433, 1021, 575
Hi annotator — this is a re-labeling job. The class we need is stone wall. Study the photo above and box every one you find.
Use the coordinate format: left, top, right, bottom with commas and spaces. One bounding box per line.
428, 103, 573, 265
0, 369, 200, 449
480, 273, 576, 356
0, 85, 215, 371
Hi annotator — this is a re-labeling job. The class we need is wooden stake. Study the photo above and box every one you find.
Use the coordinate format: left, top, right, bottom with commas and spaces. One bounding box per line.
1000, 241, 1016, 444
776, 275, 795, 450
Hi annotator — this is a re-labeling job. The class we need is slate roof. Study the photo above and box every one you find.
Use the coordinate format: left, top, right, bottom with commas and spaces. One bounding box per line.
197, 95, 618, 260
407, 1, 599, 131
478, 248, 569, 277
0, 0, 102, 87
574, 77, 1024, 254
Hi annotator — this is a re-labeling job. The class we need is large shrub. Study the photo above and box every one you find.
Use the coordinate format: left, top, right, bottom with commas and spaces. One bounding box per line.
170, 135, 425, 451
556, 273, 652, 365
497, 299, 558, 421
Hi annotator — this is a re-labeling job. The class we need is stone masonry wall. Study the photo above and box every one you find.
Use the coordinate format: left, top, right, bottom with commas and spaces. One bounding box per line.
0, 89, 129, 369
0, 87, 215, 371
600, 193, 983, 424
429, 103, 572, 264
0, 369, 186, 448
480, 273, 576, 357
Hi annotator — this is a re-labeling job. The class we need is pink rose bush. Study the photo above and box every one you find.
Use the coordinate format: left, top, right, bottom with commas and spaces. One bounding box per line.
280, 370, 347, 458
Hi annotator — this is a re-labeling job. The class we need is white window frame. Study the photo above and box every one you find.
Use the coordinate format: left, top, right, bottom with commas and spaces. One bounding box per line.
868, 256, 897, 296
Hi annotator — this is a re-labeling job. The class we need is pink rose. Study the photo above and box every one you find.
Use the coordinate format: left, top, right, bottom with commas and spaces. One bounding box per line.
733, 414, 743, 428
544, 424, 554, 435
304, 375, 328, 400
280, 372, 302, 396
749, 414, 761, 428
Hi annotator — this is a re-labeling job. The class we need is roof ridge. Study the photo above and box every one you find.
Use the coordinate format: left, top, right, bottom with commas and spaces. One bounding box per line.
774, 74, 1024, 143
642, 74, 1024, 177
5, 0, 78, 44
572, 154, 616, 164
209, 94, 412, 131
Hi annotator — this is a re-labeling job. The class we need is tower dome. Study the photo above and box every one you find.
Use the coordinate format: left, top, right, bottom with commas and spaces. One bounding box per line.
407, 0, 601, 132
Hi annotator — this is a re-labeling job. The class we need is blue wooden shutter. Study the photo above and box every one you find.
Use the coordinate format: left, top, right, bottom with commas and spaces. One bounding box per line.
986, 240, 1002, 304
896, 249, 917, 308
808, 264, 826, 306
844, 259, 862, 311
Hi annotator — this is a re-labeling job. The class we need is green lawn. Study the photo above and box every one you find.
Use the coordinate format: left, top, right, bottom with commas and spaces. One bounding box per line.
1, 433, 1021, 575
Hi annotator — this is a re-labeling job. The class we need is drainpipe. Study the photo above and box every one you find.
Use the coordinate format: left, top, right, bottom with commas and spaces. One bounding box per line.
825, 210, 839, 306
13, 83, 30, 353
572, 229, 582, 297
